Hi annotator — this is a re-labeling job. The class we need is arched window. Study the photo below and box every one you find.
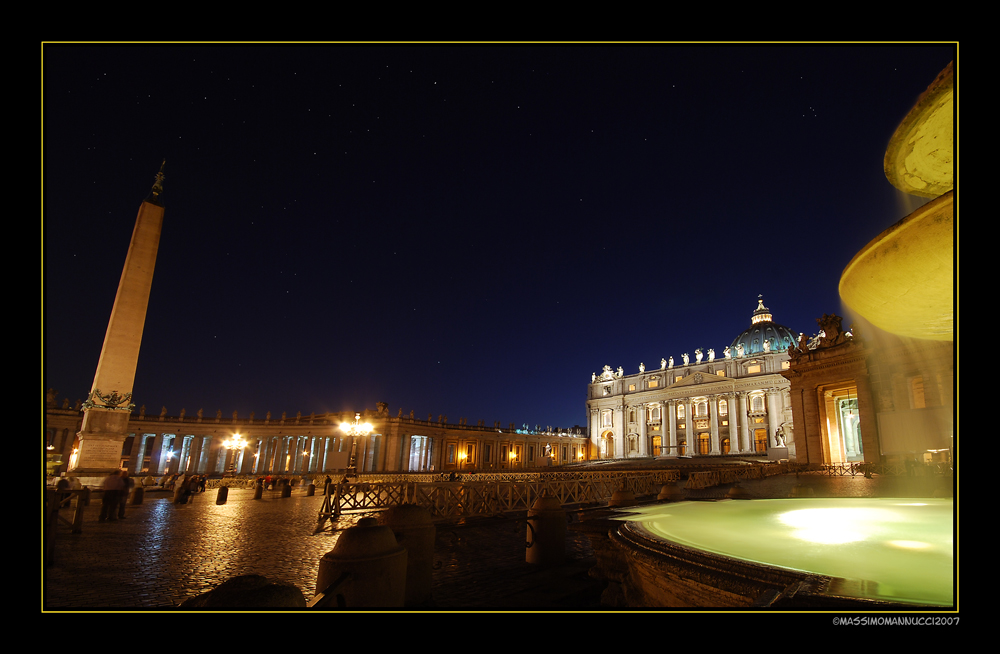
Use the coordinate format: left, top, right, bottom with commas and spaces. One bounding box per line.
695, 400, 708, 417
719, 399, 728, 416
751, 394, 765, 412
677, 404, 685, 419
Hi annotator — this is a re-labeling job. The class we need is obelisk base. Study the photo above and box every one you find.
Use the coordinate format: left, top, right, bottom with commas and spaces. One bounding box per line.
72, 407, 131, 476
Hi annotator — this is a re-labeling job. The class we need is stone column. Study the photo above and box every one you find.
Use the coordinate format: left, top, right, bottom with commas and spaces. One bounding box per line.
767, 389, 781, 449
709, 395, 720, 454
668, 400, 677, 455
638, 405, 647, 456
726, 393, 743, 453
615, 407, 625, 458
738, 393, 751, 453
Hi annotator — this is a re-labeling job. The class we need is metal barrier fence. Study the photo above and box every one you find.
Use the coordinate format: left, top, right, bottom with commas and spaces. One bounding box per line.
313, 470, 681, 532
684, 463, 792, 490
810, 462, 950, 477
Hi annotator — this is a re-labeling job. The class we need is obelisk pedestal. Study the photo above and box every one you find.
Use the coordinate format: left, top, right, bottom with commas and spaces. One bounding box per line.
71, 164, 166, 481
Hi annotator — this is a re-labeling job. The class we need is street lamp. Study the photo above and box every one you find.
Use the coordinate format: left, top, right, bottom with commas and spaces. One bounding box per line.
340, 414, 372, 473
222, 432, 247, 474
339, 413, 373, 437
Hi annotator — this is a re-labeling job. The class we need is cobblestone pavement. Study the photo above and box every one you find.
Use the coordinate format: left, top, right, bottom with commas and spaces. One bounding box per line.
43, 473, 953, 611
43, 487, 602, 611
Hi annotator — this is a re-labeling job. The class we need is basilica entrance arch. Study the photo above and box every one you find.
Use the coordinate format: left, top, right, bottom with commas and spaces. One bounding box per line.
696, 433, 711, 455
600, 431, 614, 459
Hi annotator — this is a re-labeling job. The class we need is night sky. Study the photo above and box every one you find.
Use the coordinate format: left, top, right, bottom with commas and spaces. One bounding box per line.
43, 43, 957, 431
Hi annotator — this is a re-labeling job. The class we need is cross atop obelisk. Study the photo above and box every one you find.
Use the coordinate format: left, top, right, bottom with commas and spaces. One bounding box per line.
71, 162, 166, 476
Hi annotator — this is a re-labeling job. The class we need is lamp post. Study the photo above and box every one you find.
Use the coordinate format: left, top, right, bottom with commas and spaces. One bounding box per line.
340, 413, 372, 474
222, 432, 247, 474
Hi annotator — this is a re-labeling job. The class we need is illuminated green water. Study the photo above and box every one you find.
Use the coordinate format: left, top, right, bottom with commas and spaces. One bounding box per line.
617, 498, 954, 606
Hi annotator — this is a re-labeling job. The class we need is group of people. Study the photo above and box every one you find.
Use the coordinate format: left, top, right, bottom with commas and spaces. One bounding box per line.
171, 473, 206, 504
99, 469, 135, 522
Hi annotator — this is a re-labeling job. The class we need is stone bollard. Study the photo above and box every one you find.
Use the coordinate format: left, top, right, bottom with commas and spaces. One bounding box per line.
526, 492, 567, 566
131, 486, 145, 505
378, 503, 435, 606
281, 483, 292, 498
307, 483, 315, 497
608, 488, 637, 507
179, 574, 306, 608
315, 521, 407, 608
657, 482, 685, 502
217, 486, 229, 505
254, 478, 264, 500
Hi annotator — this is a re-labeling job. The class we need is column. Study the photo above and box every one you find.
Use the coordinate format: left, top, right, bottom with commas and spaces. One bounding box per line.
738, 393, 751, 453
767, 389, 780, 450
709, 395, 720, 454
615, 407, 625, 458
726, 393, 743, 453
589, 408, 599, 456
638, 404, 647, 456
148, 433, 165, 474
668, 400, 677, 455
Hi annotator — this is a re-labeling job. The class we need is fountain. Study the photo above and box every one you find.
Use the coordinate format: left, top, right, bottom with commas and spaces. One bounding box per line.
609, 498, 953, 607
839, 62, 954, 340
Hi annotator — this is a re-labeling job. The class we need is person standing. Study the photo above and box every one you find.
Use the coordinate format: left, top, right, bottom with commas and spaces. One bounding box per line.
99, 470, 125, 522
118, 470, 134, 519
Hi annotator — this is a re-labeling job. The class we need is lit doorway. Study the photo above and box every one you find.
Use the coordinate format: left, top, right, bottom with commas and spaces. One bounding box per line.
820, 384, 864, 463
754, 429, 768, 453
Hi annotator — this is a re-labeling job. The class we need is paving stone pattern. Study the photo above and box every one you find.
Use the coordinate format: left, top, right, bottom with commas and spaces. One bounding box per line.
44, 486, 601, 610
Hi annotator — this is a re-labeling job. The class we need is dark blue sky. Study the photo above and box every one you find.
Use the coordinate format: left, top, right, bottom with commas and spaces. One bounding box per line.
43, 43, 956, 430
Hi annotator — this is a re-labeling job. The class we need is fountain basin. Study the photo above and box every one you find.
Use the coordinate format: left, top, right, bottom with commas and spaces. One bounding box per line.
883, 61, 953, 198
611, 498, 953, 607
839, 190, 953, 340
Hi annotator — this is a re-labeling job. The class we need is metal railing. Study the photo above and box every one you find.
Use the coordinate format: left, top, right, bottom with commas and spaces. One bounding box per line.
685, 462, 792, 489
313, 470, 681, 532
810, 461, 951, 477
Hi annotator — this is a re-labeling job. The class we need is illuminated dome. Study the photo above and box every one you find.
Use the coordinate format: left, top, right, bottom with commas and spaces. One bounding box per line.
728, 297, 799, 356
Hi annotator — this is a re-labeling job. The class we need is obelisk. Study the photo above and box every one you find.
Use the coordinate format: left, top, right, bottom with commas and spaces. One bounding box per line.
71, 162, 166, 476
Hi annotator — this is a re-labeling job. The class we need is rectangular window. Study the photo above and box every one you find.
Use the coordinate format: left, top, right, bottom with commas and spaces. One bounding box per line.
648, 379, 659, 388
601, 410, 613, 427
747, 364, 761, 374
629, 384, 636, 391
447, 443, 456, 464
484, 443, 492, 464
